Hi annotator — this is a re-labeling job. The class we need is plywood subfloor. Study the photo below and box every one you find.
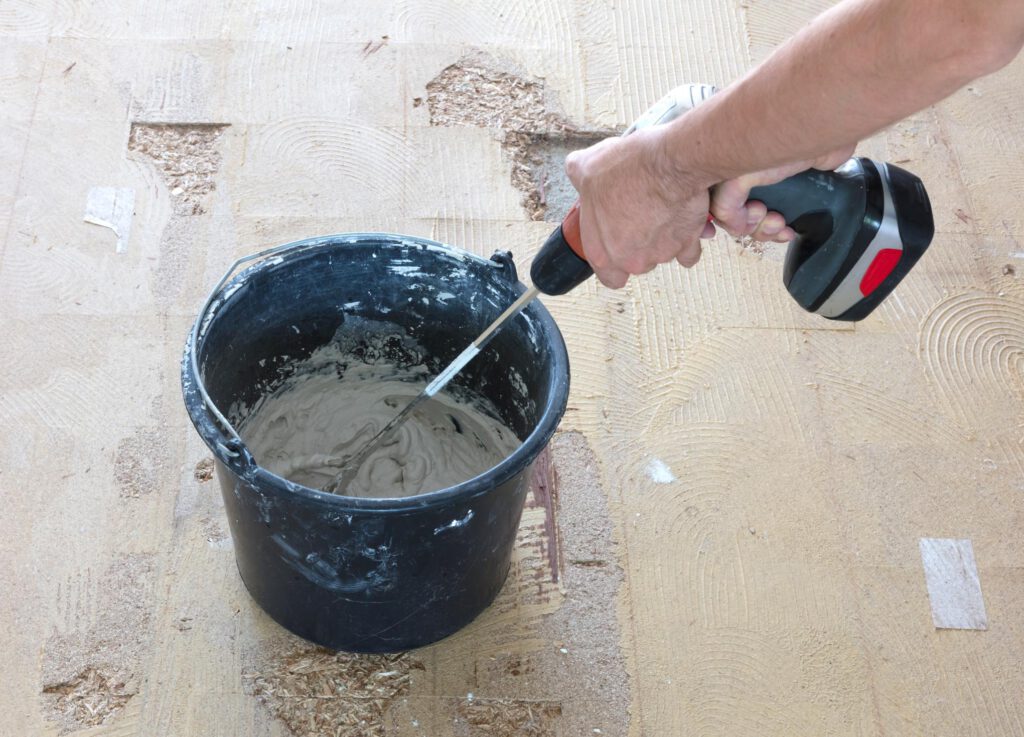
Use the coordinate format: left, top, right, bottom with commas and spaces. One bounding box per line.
2, 1, 1023, 735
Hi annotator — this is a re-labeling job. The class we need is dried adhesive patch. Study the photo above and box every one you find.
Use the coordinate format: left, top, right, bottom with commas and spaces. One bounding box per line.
42, 667, 133, 730
128, 123, 228, 215
455, 698, 563, 736
425, 54, 611, 221
42, 554, 155, 734
246, 647, 423, 737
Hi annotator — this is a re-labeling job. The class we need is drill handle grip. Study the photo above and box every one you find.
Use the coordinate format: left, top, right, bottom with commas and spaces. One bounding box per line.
748, 166, 859, 227
530, 202, 594, 295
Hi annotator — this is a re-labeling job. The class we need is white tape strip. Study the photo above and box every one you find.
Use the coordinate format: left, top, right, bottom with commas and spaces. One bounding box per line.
84, 186, 135, 253
919, 538, 988, 630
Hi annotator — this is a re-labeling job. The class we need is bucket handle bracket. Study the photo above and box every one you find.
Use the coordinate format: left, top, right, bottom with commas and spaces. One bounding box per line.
489, 250, 519, 283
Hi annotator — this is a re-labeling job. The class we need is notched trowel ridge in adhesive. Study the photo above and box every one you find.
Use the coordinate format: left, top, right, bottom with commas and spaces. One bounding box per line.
238, 340, 521, 499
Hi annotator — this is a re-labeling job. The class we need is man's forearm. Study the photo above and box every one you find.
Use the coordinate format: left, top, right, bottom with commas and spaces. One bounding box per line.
666, 0, 1024, 183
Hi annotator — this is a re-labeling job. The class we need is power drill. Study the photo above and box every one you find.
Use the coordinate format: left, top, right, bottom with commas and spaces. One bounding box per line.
531, 84, 934, 321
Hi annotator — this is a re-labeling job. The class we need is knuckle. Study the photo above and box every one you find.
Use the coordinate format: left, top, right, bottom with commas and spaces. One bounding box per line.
622, 254, 649, 274
564, 153, 583, 179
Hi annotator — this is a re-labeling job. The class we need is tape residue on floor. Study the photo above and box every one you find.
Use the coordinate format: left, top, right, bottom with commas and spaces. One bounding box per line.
919, 537, 988, 630
84, 187, 135, 253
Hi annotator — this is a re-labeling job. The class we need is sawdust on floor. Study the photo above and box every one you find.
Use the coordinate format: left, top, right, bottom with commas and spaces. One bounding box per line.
128, 122, 229, 310
737, 234, 770, 256
113, 426, 168, 498
40, 553, 155, 734
425, 53, 612, 222
127, 123, 228, 216
41, 667, 133, 730
193, 457, 214, 482
454, 698, 563, 737
245, 647, 424, 737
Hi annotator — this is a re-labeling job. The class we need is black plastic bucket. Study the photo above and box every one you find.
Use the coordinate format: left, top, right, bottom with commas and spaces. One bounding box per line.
181, 234, 569, 652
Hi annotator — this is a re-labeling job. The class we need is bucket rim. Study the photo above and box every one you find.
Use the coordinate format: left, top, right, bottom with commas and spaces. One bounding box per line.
181, 232, 570, 512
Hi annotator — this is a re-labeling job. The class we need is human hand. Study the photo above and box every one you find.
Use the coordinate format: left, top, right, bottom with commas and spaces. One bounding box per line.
565, 129, 855, 288
709, 145, 856, 242
565, 128, 717, 289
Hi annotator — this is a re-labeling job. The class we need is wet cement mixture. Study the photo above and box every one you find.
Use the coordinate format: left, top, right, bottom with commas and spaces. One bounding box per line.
239, 344, 521, 499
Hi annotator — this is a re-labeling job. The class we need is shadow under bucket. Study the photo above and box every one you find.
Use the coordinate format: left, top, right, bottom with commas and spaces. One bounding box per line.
181, 234, 569, 652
